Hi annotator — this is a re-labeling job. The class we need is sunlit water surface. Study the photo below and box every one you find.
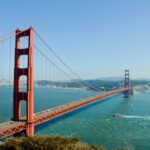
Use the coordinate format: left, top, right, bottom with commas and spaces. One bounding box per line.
0, 87, 150, 149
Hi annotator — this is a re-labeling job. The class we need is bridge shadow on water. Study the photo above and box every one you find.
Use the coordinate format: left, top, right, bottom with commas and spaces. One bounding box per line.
35, 94, 122, 133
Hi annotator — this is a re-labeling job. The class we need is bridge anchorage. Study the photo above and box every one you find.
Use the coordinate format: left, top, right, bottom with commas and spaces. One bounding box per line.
0, 27, 132, 139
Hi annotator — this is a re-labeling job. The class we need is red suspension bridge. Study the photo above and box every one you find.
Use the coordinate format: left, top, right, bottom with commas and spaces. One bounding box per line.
0, 27, 131, 139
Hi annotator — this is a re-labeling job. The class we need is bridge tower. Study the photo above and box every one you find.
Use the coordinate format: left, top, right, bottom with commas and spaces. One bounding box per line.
13, 27, 34, 137
124, 69, 130, 98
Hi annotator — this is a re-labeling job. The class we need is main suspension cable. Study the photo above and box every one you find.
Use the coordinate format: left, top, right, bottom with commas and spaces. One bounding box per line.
33, 29, 100, 91
0, 30, 15, 38
0, 30, 26, 43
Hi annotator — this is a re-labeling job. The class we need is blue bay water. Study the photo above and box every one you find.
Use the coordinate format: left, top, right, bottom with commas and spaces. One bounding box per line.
0, 86, 150, 149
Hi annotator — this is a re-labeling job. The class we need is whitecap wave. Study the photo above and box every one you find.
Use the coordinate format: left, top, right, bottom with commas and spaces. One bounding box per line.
113, 114, 150, 120
123, 115, 150, 119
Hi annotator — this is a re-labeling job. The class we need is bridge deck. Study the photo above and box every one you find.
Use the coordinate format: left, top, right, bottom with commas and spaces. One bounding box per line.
0, 88, 128, 139
0, 121, 17, 130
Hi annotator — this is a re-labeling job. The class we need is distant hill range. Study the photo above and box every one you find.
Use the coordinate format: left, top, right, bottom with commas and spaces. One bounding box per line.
1, 78, 150, 92
97, 76, 150, 81
97, 77, 124, 81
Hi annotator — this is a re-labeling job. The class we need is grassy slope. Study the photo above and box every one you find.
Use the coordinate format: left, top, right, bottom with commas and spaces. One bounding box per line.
0, 135, 105, 150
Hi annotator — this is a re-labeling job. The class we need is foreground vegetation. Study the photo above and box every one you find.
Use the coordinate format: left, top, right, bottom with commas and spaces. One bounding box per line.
0, 135, 134, 150
0, 135, 105, 150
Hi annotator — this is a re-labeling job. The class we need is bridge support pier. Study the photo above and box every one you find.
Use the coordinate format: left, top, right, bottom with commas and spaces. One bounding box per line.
13, 27, 34, 137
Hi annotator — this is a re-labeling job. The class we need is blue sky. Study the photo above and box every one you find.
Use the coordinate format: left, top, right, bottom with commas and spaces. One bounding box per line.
0, 0, 150, 79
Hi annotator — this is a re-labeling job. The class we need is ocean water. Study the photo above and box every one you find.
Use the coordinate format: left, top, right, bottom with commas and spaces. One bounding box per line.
0, 87, 150, 149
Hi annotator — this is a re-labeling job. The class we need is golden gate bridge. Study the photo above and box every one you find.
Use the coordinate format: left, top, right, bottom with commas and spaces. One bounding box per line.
0, 27, 132, 139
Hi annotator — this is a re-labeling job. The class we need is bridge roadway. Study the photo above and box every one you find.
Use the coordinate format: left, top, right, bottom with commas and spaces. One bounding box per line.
0, 88, 128, 139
